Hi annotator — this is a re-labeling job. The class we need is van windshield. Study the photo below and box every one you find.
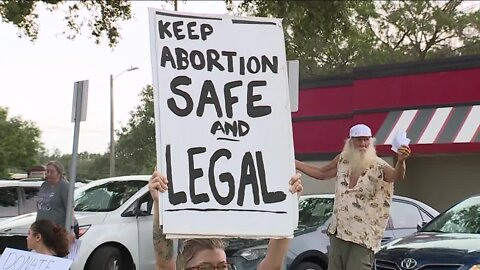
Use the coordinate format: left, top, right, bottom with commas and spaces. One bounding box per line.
422, 196, 480, 234
74, 180, 147, 212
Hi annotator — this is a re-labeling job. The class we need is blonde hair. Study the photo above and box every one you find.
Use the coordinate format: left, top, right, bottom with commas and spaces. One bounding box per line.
177, 238, 227, 269
46, 160, 65, 177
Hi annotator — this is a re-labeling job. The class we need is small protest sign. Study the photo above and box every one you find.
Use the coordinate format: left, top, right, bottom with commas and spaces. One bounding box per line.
0, 248, 72, 270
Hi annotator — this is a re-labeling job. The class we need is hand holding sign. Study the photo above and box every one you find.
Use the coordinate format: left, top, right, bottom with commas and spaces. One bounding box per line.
150, 171, 303, 196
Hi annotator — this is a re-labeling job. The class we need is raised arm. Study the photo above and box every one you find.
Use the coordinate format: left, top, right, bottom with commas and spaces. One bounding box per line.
150, 173, 176, 270
295, 155, 339, 180
257, 238, 290, 270
257, 173, 304, 270
383, 145, 411, 183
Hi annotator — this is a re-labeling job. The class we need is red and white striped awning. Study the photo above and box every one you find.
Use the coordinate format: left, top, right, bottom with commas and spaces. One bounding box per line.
375, 105, 480, 145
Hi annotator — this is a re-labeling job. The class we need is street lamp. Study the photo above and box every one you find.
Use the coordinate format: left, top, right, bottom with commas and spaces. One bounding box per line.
110, 66, 139, 177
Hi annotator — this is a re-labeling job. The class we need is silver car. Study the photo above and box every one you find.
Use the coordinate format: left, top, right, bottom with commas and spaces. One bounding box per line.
227, 194, 439, 270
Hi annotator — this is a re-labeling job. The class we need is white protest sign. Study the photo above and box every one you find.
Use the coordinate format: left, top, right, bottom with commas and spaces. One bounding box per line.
149, 9, 297, 238
0, 248, 72, 270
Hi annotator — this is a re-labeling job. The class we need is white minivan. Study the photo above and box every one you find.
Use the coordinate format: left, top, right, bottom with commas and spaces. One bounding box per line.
0, 179, 84, 222
0, 175, 155, 270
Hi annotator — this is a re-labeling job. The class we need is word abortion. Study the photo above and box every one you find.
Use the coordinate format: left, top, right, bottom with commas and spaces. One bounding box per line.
160, 47, 279, 75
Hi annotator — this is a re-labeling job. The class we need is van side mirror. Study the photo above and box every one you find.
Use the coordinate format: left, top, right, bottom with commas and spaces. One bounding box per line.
417, 221, 427, 231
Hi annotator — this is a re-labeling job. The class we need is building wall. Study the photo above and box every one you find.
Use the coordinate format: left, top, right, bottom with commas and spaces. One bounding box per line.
293, 56, 480, 159
299, 161, 335, 195
393, 154, 480, 212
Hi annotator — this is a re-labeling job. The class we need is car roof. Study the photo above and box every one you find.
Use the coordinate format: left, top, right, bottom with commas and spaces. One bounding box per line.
0, 180, 22, 187
299, 193, 439, 215
0, 179, 85, 188
0, 180, 43, 187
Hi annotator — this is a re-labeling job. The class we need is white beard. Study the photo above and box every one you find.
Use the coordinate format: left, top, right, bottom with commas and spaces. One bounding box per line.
342, 139, 377, 176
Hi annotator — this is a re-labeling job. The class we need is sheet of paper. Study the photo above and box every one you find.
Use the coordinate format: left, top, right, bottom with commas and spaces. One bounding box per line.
0, 248, 72, 270
391, 130, 410, 153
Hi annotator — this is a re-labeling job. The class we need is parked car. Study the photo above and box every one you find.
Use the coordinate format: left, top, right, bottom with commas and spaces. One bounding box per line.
0, 175, 154, 270
0, 179, 84, 222
227, 194, 439, 270
375, 194, 480, 270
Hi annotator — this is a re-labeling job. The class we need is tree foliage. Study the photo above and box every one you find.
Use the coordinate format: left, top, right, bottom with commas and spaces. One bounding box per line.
357, 0, 480, 61
239, 0, 365, 77
0, 107, 43, 178
114, 85, 156, 176
39, 151, 110, 181
239, 0, 480, 78
0, 0, 131, 47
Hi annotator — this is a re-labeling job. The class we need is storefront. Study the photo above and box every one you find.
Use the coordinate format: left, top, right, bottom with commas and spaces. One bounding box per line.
293, 55, 480, 211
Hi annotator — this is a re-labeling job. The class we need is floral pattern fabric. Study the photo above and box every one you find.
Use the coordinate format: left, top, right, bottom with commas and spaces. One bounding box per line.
327, 154, 394, 251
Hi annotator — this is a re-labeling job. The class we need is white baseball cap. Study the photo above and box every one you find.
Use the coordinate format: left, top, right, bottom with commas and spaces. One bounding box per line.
349, 124, 372, 138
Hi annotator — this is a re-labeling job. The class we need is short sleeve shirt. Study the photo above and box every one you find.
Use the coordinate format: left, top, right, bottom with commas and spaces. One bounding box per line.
36, 179, 69, 226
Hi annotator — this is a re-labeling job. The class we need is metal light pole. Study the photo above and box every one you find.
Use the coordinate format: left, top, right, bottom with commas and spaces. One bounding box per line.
110, 66, 139, 177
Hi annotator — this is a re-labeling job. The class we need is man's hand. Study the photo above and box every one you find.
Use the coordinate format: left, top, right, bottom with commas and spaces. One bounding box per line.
289, 173, 303, 194
149, 171, 169, 202
397, 145, 411, 162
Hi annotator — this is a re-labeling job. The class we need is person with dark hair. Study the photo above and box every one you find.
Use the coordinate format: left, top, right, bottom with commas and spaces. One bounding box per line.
27, 219, 70, 257
149, 171, 304, 270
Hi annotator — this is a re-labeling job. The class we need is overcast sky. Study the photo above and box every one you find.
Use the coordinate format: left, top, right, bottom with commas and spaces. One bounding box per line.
0, 1, 232, 155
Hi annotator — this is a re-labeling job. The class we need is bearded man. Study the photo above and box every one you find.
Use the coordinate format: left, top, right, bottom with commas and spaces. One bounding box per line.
295, 123, 411, 270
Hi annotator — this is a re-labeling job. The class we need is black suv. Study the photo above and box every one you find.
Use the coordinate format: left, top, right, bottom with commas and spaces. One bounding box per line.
375, 194, 480, 270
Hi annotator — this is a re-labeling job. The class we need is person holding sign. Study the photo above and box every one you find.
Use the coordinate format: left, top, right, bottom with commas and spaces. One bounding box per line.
27, 219, 70, 257
295, 124, 411, 270
148, 171, 303, 270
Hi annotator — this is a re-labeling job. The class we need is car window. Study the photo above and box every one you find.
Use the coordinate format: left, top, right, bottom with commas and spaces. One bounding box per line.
138, 193, 154, 215
420, 209, 433, 223
23, 187, 41, 214
74, 180, 147, 212
298, 197, 334, 228
0, 187, 19, 218
390, 201, 422, 229
422, 196, 480, 234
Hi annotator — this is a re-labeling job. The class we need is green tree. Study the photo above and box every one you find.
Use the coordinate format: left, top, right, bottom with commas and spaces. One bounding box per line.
114, 85, 156, 176
238, 0, 367, 77
0, 107, 43, 178
0, 0, 131, 47
356, 0, 480, 62
238, 0, 480, 77
39, 151, 110, 181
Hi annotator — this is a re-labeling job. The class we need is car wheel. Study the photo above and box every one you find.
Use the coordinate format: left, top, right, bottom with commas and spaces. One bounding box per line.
295, 262, 324, 270
87, 246, 123, 270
